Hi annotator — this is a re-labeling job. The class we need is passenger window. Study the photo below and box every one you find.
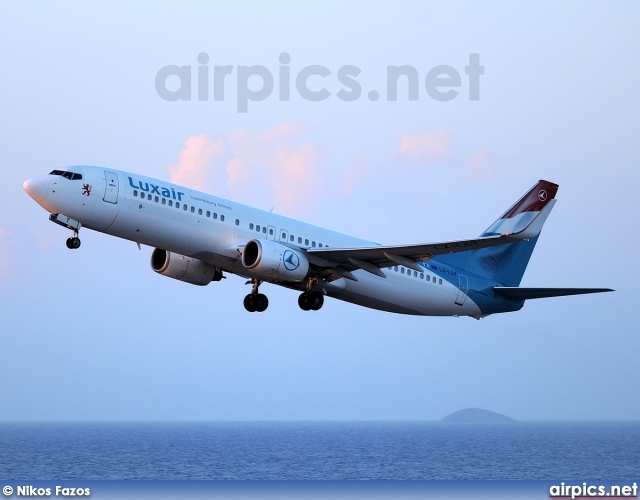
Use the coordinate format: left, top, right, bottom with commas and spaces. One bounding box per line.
256, 225, 260, 232
133, 190, 138, 197
262, 227, 266, 234
290, 235, 294, 242
281, 233, 286, 240
213, 213, 217, 219
312, 241, 316, 247
414, 271, 417, 277
206, 211, 210, 217
162, 198, 166, 205
269, 228, 274, 236
250, 223, 254, 230
221, 215, 225, 221
190, 206, 195, 213
420, 273, 423, 279
184, 205, 188, 211
155, 196, 159, 202
198, 208, 202, 215
305, 239, 309, 246
176, 202, 180, 209
401, 268, 405, 274
298, 237, 302, 244
169, 200, 173, 207
439, 279, 442, 285
235, 219, 240, 226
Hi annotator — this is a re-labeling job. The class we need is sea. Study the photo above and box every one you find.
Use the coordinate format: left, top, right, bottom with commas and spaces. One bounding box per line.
1, 421, 638, 480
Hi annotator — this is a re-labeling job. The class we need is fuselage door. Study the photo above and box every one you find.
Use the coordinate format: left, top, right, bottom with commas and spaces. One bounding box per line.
103, 171, 119, 204
455, 274, 469, 306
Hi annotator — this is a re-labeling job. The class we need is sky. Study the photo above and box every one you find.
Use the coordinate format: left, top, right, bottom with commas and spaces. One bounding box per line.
1, 1, 638, 421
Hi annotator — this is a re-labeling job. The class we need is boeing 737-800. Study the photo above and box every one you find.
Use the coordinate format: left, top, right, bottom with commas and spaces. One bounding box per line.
23, 166, 611, 317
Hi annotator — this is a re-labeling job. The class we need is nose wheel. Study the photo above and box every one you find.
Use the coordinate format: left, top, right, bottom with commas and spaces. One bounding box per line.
66, 236, 81, 249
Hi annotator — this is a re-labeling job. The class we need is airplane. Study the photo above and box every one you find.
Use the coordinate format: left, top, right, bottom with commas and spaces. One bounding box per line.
23, 166, 612, 318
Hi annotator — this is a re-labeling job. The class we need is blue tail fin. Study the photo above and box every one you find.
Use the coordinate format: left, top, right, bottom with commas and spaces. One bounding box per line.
435, 180, 558, 286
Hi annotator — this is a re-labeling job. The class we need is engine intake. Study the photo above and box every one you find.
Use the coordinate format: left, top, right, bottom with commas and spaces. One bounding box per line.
151, 248, 222, 286
242, 239, 309, 282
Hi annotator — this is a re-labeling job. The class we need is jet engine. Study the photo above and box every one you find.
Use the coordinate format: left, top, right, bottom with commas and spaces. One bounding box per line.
241, 239, 309, 282
151, 248, 222, 286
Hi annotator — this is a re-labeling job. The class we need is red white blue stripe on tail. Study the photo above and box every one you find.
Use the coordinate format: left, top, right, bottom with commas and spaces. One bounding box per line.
481, 180, 559, 238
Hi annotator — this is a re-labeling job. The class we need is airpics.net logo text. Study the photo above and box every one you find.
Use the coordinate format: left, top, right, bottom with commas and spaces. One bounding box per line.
155, 52, 484, 112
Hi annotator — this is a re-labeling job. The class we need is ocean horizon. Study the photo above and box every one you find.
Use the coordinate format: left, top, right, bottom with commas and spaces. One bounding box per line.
1, 421, 638, 480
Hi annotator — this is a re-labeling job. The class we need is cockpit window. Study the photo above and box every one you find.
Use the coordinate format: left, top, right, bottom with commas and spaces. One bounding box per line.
49, 170, 82, 180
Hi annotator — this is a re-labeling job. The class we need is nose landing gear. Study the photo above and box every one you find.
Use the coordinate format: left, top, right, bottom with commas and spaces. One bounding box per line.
50, 214, 82, 250
66, 236, 81, 249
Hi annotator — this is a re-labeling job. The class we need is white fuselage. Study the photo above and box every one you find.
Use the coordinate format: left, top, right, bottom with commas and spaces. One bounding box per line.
25, 166, 482, 316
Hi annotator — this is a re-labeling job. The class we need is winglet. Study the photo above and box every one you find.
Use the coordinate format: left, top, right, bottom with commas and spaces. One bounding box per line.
481, 180, 559, 238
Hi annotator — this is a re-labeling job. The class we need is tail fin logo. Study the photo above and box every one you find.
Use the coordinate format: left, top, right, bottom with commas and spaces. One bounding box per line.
538, 190, 548, 202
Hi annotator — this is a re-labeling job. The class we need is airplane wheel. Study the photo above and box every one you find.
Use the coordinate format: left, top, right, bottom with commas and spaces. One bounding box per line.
255, 293, 269, 312
309, 291, 324, 311
244, 294, 256, 312
298, 293, 311, 311
70, 237, 81, 249
66, 238, 73, 249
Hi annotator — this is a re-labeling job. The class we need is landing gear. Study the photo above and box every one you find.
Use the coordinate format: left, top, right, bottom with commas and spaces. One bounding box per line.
244, 279, 269, 312
298, 277, 324, 311
66, 236, 81, 249
298, 291, 324, 311
244, 293, 269, 312
50, 215, 82, 250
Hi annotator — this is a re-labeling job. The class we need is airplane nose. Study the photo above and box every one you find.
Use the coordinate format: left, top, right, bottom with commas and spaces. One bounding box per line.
23, 176, 50, 203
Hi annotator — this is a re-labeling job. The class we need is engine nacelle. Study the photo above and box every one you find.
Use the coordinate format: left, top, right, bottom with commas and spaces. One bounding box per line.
241, 239, 309, 282
151, 248, 222, 286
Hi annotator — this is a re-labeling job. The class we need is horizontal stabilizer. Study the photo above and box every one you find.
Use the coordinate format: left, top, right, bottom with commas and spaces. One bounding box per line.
494, 287, 614, 300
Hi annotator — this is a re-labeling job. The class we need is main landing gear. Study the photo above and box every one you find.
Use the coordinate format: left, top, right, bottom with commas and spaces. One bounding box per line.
298, 277, 324, 311
298, 291, 324, 311
242, 277, 326, 313
244, 279, 269, 313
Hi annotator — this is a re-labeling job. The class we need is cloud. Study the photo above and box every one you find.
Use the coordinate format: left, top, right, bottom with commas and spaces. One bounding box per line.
167, 123, 324, 216
167, 134, 228, 192
396, 129, 453, 160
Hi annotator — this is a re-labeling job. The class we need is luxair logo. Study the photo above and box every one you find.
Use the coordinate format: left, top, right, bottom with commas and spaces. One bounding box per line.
128, 176, 185, 201
283, 250, 300, 271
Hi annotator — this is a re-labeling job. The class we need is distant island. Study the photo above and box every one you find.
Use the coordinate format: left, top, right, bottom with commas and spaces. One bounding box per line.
442, 408, 516, 423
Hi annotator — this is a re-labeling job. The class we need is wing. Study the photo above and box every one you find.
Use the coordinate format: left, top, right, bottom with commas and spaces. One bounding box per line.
306, 197, 556, 282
